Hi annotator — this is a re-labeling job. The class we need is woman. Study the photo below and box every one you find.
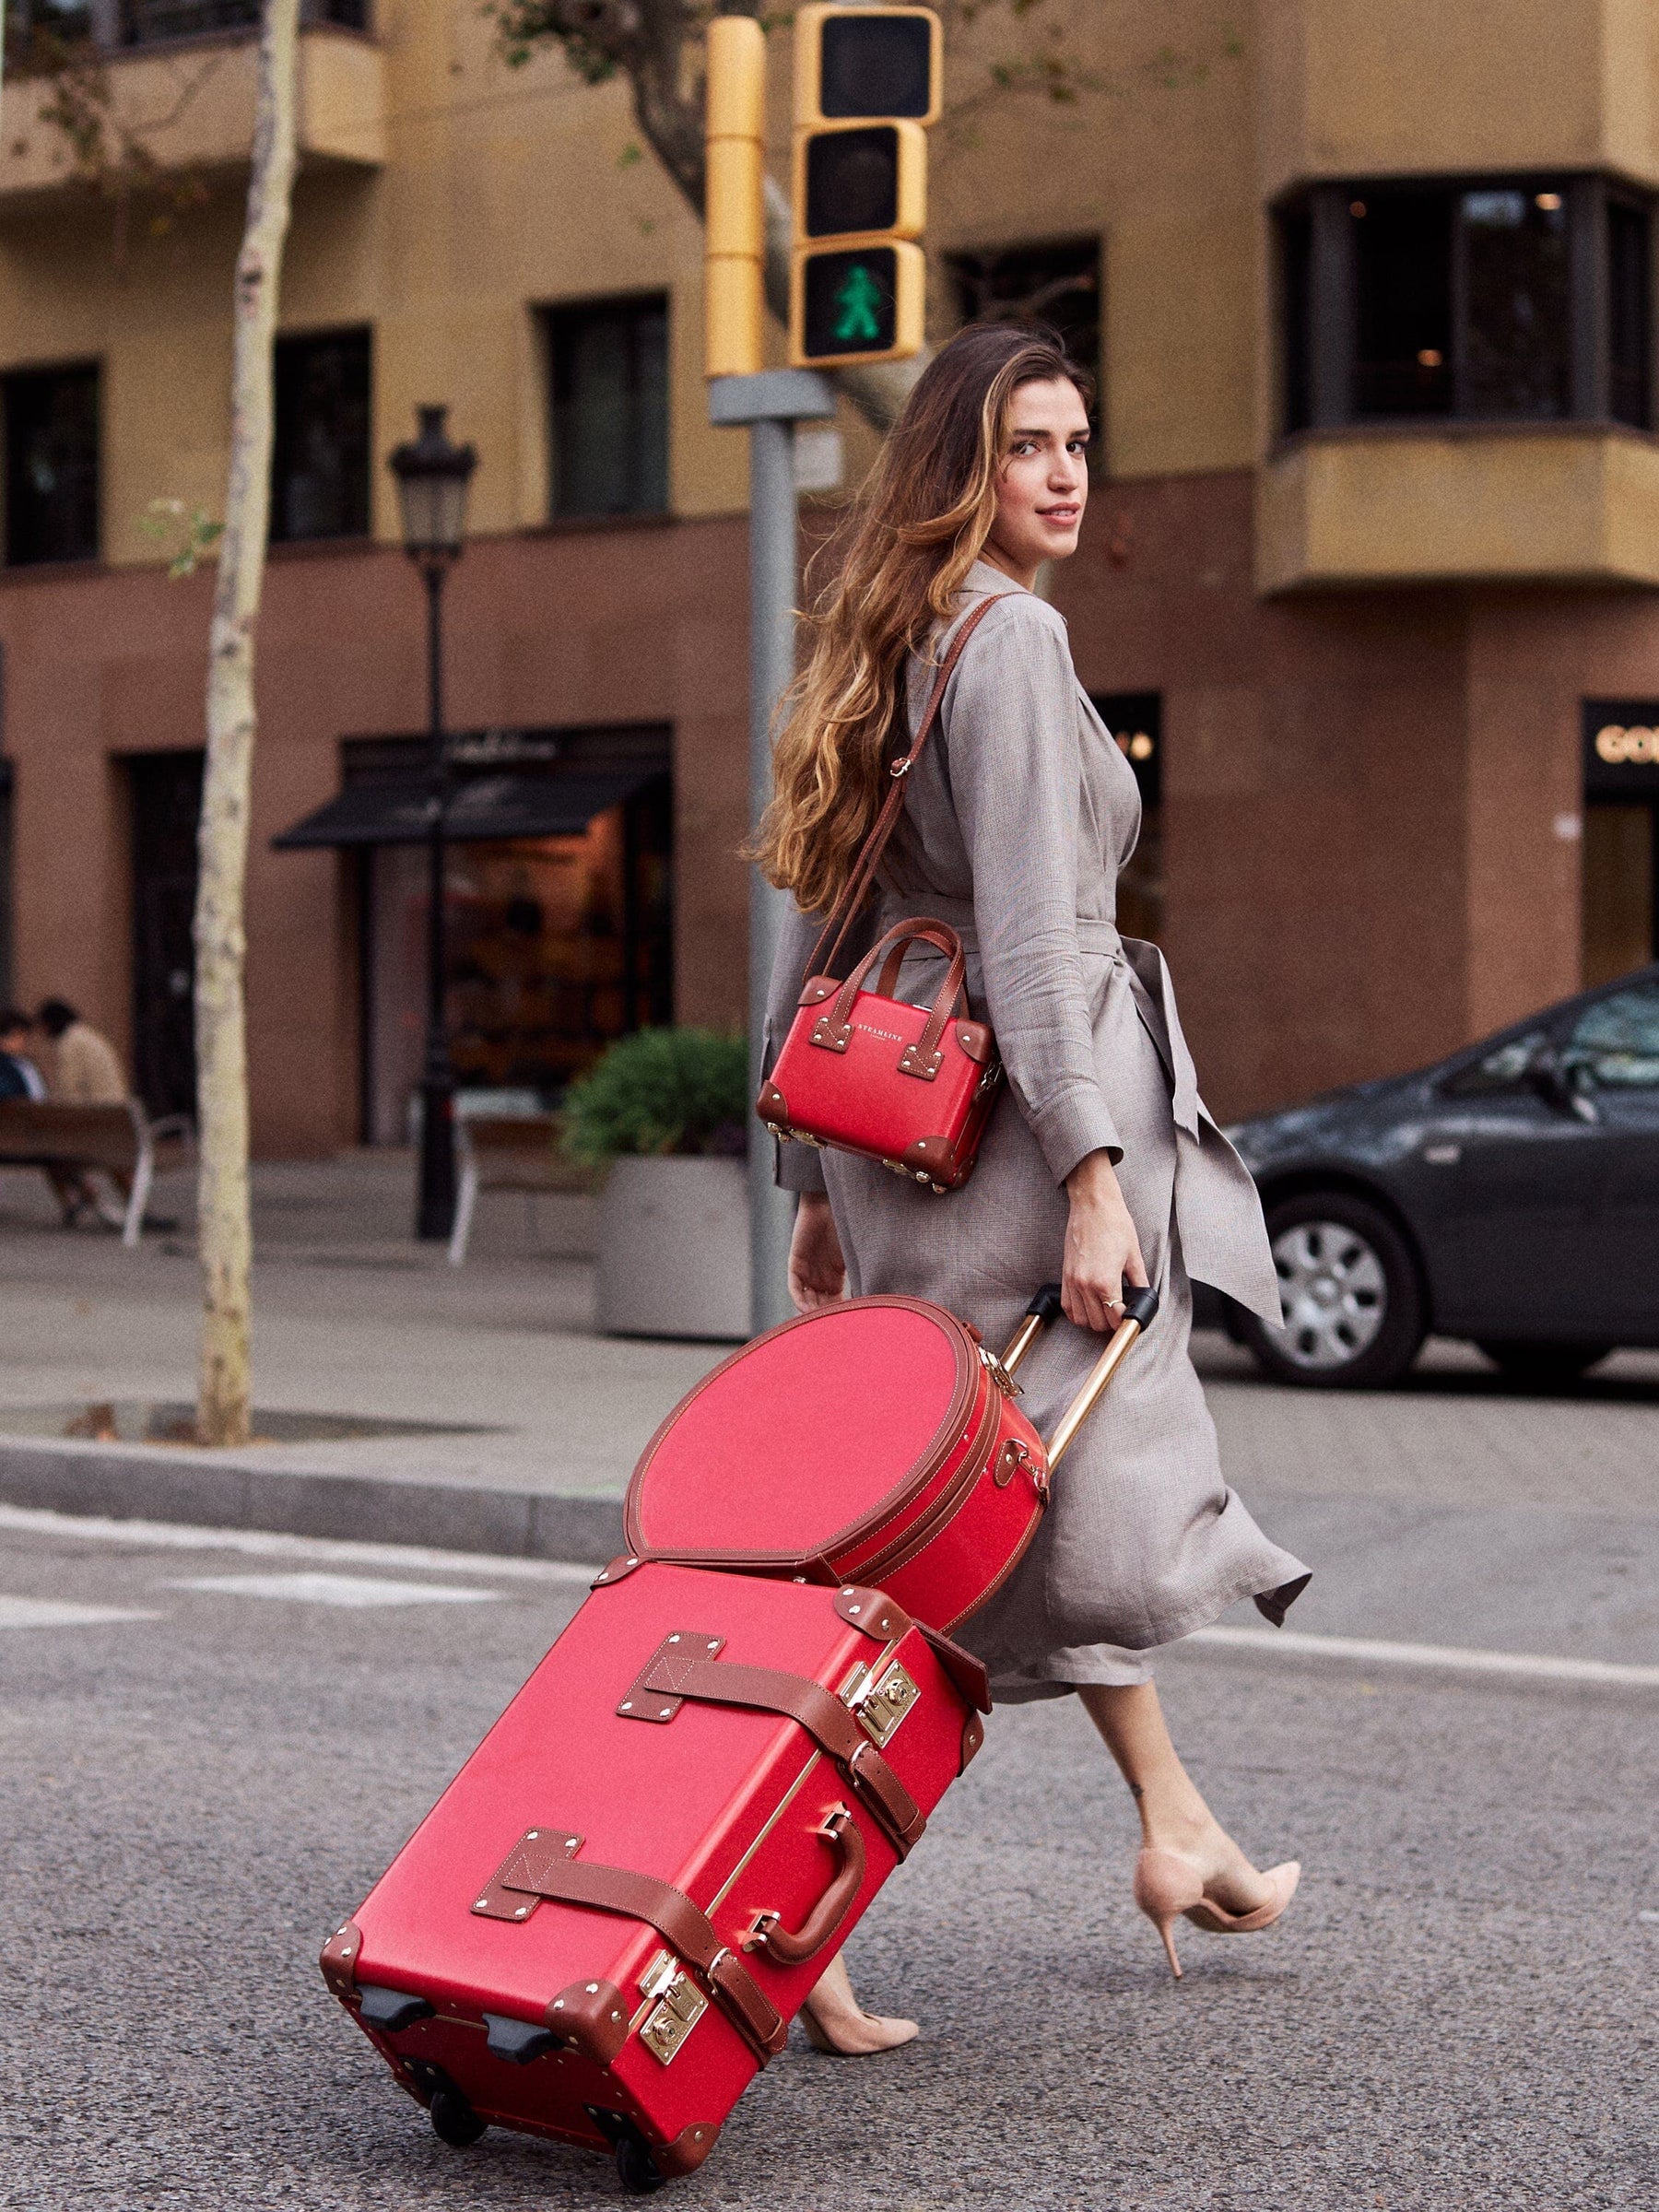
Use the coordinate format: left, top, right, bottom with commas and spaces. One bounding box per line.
757, 324, 1311, 2055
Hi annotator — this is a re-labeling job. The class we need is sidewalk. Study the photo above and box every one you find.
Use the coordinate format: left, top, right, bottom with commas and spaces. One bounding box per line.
3, 1152, 1657, 1585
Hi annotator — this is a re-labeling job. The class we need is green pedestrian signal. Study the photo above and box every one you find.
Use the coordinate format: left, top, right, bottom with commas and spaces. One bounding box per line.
800, 246, 904, 363
834, 262, 886, 344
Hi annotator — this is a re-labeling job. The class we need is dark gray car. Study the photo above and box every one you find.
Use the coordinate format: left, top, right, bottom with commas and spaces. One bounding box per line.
1220, 966, 1659, 1386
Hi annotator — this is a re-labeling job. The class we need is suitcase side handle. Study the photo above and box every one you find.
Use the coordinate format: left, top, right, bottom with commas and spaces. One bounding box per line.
747, 1806, 865, 1965
997, 1279, 1159, 1473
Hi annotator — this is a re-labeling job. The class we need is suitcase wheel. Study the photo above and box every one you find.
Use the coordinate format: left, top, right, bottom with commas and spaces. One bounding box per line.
614, 2127, 665, 2195
429, 2088, 487, 2149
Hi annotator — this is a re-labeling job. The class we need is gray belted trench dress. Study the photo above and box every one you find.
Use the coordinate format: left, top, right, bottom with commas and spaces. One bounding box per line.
762, 560, 1309, 1701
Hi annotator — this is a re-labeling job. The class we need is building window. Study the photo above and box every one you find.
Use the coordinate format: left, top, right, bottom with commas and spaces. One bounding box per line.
947, 238, 1101, 390
547, 296, 669, 521
0, 757, 13, 1011
2, 362, 99, 567
109, 3, 369, 42
1279, 180, 1652, 436
1608, 196, 1651, 429
271, 327, 371, 543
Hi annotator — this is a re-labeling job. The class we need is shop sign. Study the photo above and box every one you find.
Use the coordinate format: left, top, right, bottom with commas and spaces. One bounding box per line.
1583, 699, 1659, 794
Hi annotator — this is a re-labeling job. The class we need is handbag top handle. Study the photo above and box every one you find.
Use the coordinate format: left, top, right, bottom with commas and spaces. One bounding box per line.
803, 591, 1007, 982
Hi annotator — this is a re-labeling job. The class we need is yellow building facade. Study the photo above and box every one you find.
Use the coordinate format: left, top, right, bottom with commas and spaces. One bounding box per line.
0, 1, 1655, 1149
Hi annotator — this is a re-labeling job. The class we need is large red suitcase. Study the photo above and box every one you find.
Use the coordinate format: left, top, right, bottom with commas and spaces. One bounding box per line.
320, 1562, 988, 2194
621, 1283, 1159, 1632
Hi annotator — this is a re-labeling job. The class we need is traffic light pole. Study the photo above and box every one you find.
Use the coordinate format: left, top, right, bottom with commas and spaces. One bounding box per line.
709, 368, 837, 1335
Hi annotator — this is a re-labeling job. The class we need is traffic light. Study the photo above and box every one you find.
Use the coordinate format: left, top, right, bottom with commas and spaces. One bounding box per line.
703, 14, 767, 380
790, 5, 941, 370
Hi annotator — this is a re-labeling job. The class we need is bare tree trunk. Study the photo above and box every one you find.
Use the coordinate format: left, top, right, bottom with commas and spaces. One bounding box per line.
194, 0, 300, 1448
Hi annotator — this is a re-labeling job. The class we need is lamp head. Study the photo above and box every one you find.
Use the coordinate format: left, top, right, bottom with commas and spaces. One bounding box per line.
388, 404, 477, 561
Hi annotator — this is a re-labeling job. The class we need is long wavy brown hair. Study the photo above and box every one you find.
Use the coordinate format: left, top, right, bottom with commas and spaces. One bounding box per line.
751, 321, 1090, 914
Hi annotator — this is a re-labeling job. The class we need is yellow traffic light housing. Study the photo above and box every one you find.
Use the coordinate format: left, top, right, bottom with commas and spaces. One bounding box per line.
789, 5, 940, 370
794, 5, 943, 128
704, 14, 767, 380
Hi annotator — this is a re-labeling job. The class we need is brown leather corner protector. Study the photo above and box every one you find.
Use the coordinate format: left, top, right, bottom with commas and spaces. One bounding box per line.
472, 1828, 583, 1922
756, 1079, 789, 1126
656, 2120, 723, 2177
319, 1919, 362, 1998
959, 1711, 986, 1771
591, 1552, 647, 1588
954, 1022, 994, 1065
901, 1134, 961, 1177
618, 1630, 726, 1722
832, 1584, 912, 1642
796, 975, 839, 1006
545, 1978, 629, 2066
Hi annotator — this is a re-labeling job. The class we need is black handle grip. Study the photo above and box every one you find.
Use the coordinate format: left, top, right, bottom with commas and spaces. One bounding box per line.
1028, 1280, 1158, 1332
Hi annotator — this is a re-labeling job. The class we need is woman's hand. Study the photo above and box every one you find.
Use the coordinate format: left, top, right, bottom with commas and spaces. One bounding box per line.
788, 1193, 847, 1312
1062, 1150, 1148, 1334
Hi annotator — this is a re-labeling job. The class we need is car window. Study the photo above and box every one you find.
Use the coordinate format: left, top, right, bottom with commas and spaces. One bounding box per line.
1562, 981, 1659, 1089
1443, 1029, 1549, 1096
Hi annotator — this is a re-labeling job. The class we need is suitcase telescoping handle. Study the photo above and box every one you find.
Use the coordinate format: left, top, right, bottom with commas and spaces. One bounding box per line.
999, 1279, 1159, 1472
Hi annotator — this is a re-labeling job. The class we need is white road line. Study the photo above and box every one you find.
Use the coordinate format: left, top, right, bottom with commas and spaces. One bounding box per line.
1190, 1624, 1659, 1688
0, 1505, 600, 1584
0, 1594, 161, 1630
167, 1571, 505, 1609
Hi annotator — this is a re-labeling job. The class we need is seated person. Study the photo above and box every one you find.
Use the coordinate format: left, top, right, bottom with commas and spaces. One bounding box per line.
0, 1009, 47, 1101
36, 998, 130, 1228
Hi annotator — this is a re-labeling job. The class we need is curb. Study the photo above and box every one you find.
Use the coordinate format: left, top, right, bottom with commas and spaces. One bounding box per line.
0, 1438, 622, 1565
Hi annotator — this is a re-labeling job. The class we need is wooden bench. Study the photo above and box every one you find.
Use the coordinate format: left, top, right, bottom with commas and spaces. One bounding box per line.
448, 1112, 597, 1265
0, 1100, 193, 1248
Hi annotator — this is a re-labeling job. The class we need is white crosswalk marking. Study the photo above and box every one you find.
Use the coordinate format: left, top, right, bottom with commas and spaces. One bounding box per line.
1190, 1624, 1659, 1688
0, 1595, 161, 1630
168, 1571, 503, 1609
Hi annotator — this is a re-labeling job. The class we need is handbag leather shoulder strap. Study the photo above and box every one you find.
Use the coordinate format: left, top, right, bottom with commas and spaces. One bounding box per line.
805, 590, 1008, 981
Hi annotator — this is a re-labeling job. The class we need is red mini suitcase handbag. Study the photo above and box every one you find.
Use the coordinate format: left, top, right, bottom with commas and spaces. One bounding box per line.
320, 1563, 988, 2194
758, 594, 1005, 1193
622, 1282, 1159, 1634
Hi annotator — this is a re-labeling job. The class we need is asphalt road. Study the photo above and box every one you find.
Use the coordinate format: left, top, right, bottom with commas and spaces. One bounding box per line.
2, 1510, 1654, 2212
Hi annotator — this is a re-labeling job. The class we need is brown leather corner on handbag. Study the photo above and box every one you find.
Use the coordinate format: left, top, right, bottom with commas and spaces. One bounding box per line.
759, 596, 1004, 1194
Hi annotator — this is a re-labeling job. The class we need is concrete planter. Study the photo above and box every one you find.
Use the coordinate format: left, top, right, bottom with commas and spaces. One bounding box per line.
595, 1155, 749, 1341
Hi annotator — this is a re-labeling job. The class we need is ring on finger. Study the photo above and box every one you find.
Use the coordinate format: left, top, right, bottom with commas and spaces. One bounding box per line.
1106, 1297, 1125, 1314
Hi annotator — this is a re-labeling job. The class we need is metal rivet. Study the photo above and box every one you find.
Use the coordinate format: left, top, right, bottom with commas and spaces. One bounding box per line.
668, 1633, 681, 1643
475, 1898, 488, 1909
620, 1700, 633, 1711
586, 1983, 599, 1994
515, 1907, 528, 1918
707, 1641, 718, 1651
611, 2011, 622, 2022
528, 1830, 539, 1839
841, 1587, 854, 1596
627, 1556, 638, 1566
553, 1999, 565, 2009
660, 1707, 673, 1718
849, 1605, 861, 1615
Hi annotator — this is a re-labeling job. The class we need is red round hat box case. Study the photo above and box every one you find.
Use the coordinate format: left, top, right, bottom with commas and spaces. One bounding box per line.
620, 1284, 1157, 1635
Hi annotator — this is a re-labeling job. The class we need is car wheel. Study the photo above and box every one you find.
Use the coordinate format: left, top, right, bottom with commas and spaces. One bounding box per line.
1240, 1194, 1426, 1388
1475, 1340, 1614, 1386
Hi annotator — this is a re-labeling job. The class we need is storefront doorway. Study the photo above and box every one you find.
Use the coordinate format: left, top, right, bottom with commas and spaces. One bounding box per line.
1582, 701, 1659, 988
276, 724, 673, 1145
126, 748, 203, 1117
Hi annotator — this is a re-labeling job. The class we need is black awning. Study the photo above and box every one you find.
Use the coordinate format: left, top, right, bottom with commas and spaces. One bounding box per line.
273, 770, 663, 851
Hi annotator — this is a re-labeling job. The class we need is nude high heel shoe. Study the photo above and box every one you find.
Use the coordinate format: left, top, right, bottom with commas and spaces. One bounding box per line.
1133, 1848, 1301, 1981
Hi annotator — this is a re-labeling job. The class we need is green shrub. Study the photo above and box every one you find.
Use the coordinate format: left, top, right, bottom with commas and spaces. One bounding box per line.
560, 1028, 749, 1163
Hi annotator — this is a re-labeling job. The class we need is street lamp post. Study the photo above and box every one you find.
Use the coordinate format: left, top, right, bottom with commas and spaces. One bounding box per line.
388, 405, 477, 1242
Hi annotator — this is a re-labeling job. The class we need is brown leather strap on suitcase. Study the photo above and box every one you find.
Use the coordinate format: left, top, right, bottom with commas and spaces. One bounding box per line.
485, 1842, 786, 2064
636, 1653, 926, 1860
